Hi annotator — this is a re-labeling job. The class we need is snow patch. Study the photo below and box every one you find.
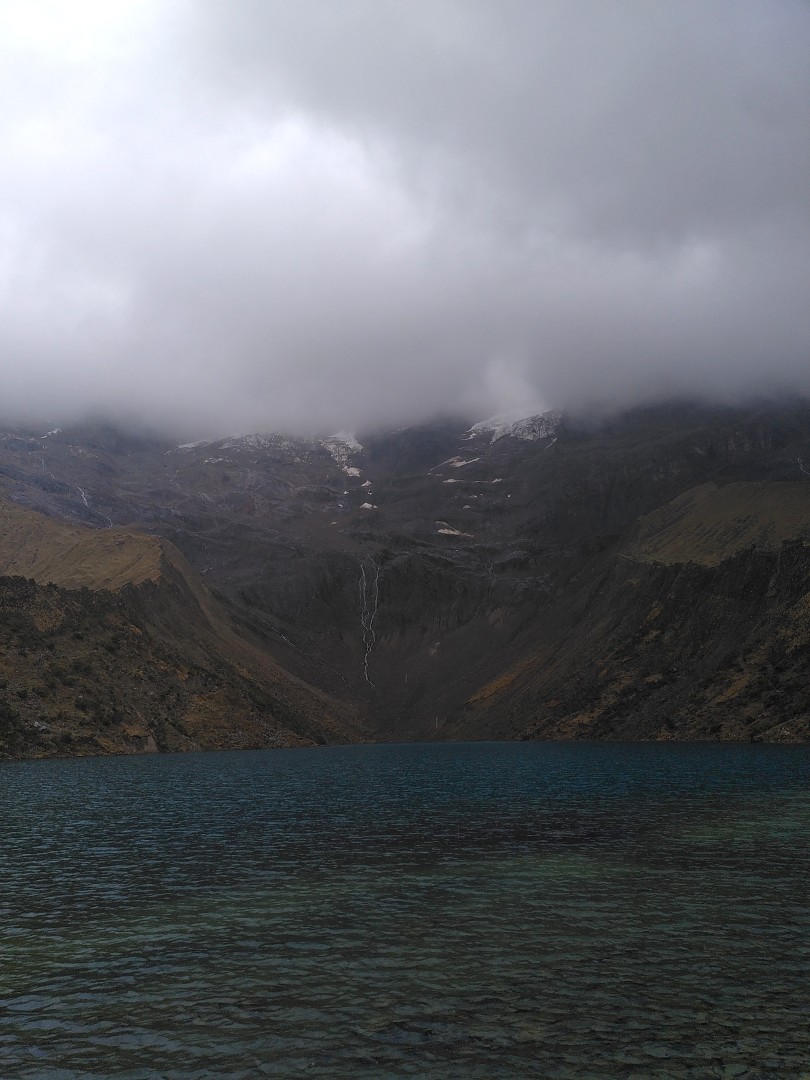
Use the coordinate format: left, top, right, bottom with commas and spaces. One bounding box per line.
429, 455, 479, 474
432, 456, 481, 471
360, 501, 377, 510
322, 431, 363, 468
436, 520, 471, 537
176, 439, 210, 451
469, 410, 560, 445
343, 466, 361, 477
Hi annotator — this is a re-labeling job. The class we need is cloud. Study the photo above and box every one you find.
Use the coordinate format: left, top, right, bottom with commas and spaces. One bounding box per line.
1, 1, 808, 436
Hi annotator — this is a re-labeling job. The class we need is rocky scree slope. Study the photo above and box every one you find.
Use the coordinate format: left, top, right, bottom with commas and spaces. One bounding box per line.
2, 400, 810, 752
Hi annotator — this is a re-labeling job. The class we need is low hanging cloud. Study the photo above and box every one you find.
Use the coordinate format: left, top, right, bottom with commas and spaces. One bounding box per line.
1, 1, 809, 437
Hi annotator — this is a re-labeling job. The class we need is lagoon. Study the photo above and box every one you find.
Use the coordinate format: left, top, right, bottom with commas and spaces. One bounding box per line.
1, 741, 809, 1078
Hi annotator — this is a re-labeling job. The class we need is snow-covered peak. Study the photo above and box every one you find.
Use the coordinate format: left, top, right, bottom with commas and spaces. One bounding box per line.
172, 431, 316, 457
469, 410, 560, 445
220, 433, 280, 451
321, 431, 363, 468
218, 432, 317, 455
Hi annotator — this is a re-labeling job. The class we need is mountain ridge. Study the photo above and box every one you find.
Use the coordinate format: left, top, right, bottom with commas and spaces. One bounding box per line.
2, 398, 810, 756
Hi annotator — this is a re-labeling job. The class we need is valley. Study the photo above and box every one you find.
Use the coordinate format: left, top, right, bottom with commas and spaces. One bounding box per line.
2, 399, 810, 756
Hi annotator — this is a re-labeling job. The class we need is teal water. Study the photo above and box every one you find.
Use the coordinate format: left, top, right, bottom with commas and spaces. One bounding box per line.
1, 742, 809, 1079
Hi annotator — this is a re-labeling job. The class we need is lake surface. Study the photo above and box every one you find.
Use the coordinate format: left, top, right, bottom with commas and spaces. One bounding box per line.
1, 742, 809, 1079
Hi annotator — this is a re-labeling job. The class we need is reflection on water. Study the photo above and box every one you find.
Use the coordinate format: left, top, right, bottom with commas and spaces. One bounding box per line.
1, 741, 809, 1078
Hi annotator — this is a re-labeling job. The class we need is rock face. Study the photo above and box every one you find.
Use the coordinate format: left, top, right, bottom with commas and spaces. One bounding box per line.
2, 399, 810, 755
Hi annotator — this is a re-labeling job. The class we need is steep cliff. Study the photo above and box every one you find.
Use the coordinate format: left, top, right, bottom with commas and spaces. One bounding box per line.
455, 540, 810, 743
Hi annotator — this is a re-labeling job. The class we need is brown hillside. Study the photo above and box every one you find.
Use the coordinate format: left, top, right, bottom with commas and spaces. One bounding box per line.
0, 494, 361, 759
0, 496, 162, 590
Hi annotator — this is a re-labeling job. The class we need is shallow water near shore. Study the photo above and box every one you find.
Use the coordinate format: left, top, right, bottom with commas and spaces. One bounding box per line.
1, 741, 809, 1079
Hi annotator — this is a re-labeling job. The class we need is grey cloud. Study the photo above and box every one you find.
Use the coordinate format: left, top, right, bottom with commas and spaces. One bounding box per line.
199, 1, 810, 241
1, 1, 808, 437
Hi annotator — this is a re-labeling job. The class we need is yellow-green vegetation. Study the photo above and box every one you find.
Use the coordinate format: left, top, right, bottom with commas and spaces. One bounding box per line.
0, 496, 162, 590
630, 482, 810, 566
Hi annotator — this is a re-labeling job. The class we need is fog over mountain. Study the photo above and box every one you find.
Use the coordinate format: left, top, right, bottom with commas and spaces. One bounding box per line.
1, 1, 808, 437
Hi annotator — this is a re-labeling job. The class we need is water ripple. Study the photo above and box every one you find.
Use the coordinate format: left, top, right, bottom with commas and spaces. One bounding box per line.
1, 742, 809, 1078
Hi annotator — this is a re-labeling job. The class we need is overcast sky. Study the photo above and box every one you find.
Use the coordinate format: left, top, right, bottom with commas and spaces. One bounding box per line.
1, 1, 808, 436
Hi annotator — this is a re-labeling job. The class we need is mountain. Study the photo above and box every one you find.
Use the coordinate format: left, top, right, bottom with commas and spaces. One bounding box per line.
2, 398, 810, 757
0, 498, 359, 759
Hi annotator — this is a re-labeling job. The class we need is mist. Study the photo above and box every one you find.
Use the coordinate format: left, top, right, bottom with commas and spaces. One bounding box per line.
1, 1, 808, 438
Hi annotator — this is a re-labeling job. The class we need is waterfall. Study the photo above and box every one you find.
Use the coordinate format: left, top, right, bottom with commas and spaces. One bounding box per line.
358, 557, 381, 687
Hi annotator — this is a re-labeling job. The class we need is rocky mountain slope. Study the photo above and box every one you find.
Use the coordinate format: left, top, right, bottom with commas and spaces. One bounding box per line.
2, 398, 810, 755
0, 500, 358, 759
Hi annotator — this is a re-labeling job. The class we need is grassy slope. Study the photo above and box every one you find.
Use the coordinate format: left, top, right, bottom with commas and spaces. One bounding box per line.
0, 498, 163, 589
630, 482, 810, 566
